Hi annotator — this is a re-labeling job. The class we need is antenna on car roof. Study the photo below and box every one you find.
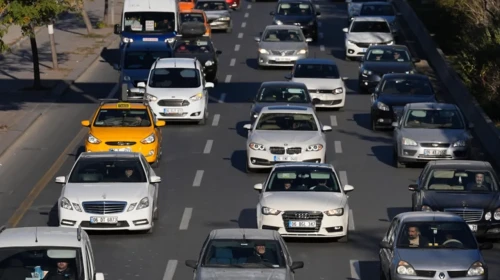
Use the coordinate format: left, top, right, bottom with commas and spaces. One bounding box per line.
35, 227, 38, 243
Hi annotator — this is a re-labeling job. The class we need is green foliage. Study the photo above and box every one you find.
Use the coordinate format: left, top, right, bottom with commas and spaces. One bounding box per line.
96, 20, 106, 29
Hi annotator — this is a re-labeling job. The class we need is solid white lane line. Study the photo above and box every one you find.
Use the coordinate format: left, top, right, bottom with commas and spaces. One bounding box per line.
247, 4, 252, 9
203, 140, 213, 154
230, 58, 236, 66
334, 141, 342, 153
244, 12, 249, 18
225, 75, 232, 83
162, 260, 178, 280
339, 171, 348, 186
212, 114, 220, 126
320, 45, 325, 51
319, 33, 324, 39
349, 260, 361, 280
235, 44, 240, 51
193, 170, 204, 187
179, 208, 193, 230
330, 115, 338, 126
318, 22, 322, 27
348, 209, 355, 231
219, 93, 226, 103
241, 22, 246, 28
238, 33, 244, 39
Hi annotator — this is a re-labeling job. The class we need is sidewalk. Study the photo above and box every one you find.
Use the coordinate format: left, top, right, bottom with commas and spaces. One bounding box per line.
0, 0, 123, 158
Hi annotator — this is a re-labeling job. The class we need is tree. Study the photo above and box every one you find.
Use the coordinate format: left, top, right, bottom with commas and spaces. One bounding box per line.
73, 0, 93, 34
0, 0, 71, 89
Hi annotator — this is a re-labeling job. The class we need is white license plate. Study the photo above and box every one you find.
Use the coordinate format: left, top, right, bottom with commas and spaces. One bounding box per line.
90, 216, 118, 224
289, 220, 317, 228
143, 38, 158, 41
109, 147, 131, 152
362, 48, 367, 52
275, 57, 291, 62
274, 156, 298, 161
469, 224, 477, 232
163, 108, 183, 114
424, 149, 446, 156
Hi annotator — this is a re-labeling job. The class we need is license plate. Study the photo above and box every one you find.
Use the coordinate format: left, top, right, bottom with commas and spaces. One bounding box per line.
275, 57, 291, 62
143, 38, 158, 42
362, 48, 367, 52
163, 108, 183, 114
274, 156, 298, 161
289, 220, 316, 228
109, 147, 131, 152
469, 224, 477, 232
424, 149, 446, 156
90, 216, 118, 224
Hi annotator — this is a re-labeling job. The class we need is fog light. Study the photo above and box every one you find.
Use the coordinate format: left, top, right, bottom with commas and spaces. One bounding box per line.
252, 159, 256, 163
147, 150, 154, 156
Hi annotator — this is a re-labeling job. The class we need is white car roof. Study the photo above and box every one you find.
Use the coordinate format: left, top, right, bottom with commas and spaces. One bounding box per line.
210, 228, 279, 240
352, 16, 387, 22
260, 105, 315, 114
78, 151, 141, 159
124, 0, 177, 12
154, 58, 199, 69
0, 227, 85, 248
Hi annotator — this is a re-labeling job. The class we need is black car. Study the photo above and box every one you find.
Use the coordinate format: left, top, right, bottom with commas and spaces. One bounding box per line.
370, 73, 436, 130
358, 44, 420, 94
172, 22, 222, 82
270, 0, 321, 41
409, 160, 500, 239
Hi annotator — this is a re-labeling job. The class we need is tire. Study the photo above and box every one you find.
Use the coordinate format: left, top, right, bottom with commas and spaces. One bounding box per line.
371, 117, 378, 131
153, 205, 159, 220
393, 148, 405, 168
226, 25, 232, 33
345, 55, 353, 61
206, 73, 217, 82
151, 147, 162, 168
198, 107, 207, 125
337, 230, 348, 243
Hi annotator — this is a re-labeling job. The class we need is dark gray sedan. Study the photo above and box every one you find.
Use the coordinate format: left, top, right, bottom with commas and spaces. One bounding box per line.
379, 212, 492, 280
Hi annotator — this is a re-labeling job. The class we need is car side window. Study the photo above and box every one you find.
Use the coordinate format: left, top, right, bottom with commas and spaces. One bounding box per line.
198, 235, 210, 263
84, 245, 93, 280
279, 238, 292, 265
140, 156, 150, 178
418, 165, 429, 186
388, 219, 400, 245
384, 218, 398, 243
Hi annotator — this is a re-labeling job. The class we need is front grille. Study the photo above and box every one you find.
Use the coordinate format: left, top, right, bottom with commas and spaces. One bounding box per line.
286, 147, 301, 154
420, 143, 450, 148
270, 147, 285, 155
318, 89, 334, 94
415, 270, 436, 277
282, 211, 323, 232
157, 99, 190, 107
270, 50, 295, 56
444, 208, 483, 222
355, 42, 387, 48
448, 271, 467, 278
105, 141, 136, 146
82, 201, 127, 214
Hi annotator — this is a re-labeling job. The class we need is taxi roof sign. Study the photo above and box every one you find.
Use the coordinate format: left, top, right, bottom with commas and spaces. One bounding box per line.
99, 98, 149, 106
117, 103, 131, 108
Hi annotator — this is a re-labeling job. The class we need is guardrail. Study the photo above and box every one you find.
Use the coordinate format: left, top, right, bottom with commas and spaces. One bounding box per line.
393, 0, 500, 169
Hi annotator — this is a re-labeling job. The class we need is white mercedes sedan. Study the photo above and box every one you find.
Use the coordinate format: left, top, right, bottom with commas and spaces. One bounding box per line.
254, 162, 354, 241
243, 105, 332, 172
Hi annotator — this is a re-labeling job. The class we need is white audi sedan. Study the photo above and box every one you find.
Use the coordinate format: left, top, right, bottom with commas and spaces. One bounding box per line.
243, 105, 332, 172
55, 152, 161, 234
254, 163, 354, 241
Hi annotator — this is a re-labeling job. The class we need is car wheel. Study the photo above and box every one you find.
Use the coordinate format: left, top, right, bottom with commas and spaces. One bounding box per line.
371, 117, 378, 131
198, 108, 207, 125
226, 25, 232, 33
393, 148, 405, 168
207, 73, 217, 82
345, 55, 353, 61
337, 231, 348, 243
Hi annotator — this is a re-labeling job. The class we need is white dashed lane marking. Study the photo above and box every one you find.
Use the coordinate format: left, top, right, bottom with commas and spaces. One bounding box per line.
179, 208, 193, 230
334, 141, 342, 153
238, 33, 244, 38
162, 260, 178, 280
339, 170, 348, 186
193, 170, 204, 187
330, 115, 338, 126
247, 4, 252, 9
203, 140, 214, 154
219, 93, 226, 103
225, 75, 232, 83
241, 22, 246, 28
320, 45, 325, 51
230, 58, 236, 66
212, 114, 220, 126
235, 44, 240, 51
244, 12, 249, 18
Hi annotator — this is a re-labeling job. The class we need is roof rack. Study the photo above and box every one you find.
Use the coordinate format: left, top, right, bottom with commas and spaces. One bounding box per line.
99, 98, 148, 106
0, 225, 6, 234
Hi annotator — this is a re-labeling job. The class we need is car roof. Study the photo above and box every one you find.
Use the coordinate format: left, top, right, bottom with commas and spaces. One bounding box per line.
366, 44, 409, 51
125, 41, 172, 51
407, 102, 458, 110
0, 227, 84, 248
382, 73, 429, 80
260, 105, 315, 114
154, 58, 198, 69
260, 81, 307, 88
278, 0, 314, 3
352, 16, 387, 22
210, 229, 279, 240
274, 162, 334, 170
265, 24, 302, 31
124, 0, 176, 12
296, 58, 337, 65
78, 152, 142, 160
396, 212, 465, 223
427, 160, 492, 169
179, 9, 205, 14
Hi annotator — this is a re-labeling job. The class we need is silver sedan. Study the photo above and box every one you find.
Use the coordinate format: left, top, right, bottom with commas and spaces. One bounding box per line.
255, 25, 311, 68
393, 102, 472, 168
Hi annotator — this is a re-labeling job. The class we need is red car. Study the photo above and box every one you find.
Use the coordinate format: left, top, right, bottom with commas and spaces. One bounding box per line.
226, 0, 240, 9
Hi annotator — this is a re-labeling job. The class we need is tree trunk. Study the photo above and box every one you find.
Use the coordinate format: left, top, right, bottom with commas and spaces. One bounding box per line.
29, 29, 42, 90
103, 0, 109, 25
81, 0, 93, 34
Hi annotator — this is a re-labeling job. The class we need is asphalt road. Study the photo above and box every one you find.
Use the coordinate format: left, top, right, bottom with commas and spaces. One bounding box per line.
1, 0, 500, 279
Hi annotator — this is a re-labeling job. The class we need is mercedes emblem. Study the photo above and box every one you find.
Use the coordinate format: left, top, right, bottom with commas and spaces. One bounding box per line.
284, 143, 288, 146
281, 52, 286, 56
438, 272, 445, 279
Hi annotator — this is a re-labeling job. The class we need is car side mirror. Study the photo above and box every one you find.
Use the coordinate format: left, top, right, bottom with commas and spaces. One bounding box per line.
254, 183, 263, 191
113, 64, 121, 71
95, 272, 105, 280
341, 77, 348, 81
55, 176, 66, 184
205, 82, 215, 88
379, 240, 392, 249
114, 24, 121, 34
216, 50, 222, 55
412, 58, 421, 63
312, 98, 320, 105
306, 38, 313, 42
269, 11, 275, 15
342, 27, 348, 33
322, 125, 332, 132
155, 120, 166, 127
243, 124, 252, 130
290, 261, 304, 271
137, 82, 146, 88
81, 120, 90, 127
343, 185, 354, 192
284, 73, 292, 80
391, 122, 398, 127
408, 184, 418, 191
150, 176, 161, 183
480, 242, 493, 250
185, 260, 198, 269
254, 37, 261, 42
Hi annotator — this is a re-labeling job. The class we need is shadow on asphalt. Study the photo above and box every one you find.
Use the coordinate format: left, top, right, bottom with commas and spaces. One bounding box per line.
227, 150, 247, 174
370, 145, 394, 167
236, 208, 257, 228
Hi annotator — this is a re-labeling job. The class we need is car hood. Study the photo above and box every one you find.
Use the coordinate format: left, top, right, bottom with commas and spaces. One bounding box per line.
63, 183, 148, 202
249, 131, 323, 146
146, 87, 200, 98
377, 94, 436, 107
423, 191, 500, 209
251, 102, 313, 114
259, 41, 308, 51
204, 10, 230, 19
346, 32, 393, 43
362, 61, 414, 74
122, 69, 150, 81
396, 249, 480, 270
173, 52, 215, 65
89, 127, 154, 141
196, 268, 288, 280
273, 15, 314, 25
290, 78, 344, 90
400, 128, 468, 143
261, 192, 345, 211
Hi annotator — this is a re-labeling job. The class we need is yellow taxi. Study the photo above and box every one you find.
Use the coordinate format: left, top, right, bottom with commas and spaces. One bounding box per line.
81, 99, 165, 167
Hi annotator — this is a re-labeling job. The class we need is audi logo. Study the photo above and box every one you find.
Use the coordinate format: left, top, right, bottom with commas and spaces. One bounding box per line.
295, 213, 309, 219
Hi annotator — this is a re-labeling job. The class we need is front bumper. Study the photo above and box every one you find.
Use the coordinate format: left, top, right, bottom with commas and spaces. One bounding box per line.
391, 272, 485, 280
209, 20, 231, 30
149, 98, 206, 121
470, 221, 500, 239
358, 74, 382, 92
258, 53, 307, 67
310, 92, 345, 108
346, 41, 393, 58
247, 148, 325, 169
59, 206, 153, 231
298, 25, 317, 39
85, 141, 159, 163
397, 144, 469, 163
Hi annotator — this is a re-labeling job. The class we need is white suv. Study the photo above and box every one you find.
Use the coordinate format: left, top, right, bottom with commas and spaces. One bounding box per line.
0, 226, 105, 280
343, 17, 394, 60
137, 58, 214, 125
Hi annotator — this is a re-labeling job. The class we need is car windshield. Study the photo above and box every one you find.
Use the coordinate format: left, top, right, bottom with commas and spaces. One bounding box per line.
195, 1, 228, 11
257, 86, 310, 103
350, 21, 390, 33
397, 222, 478, 249
293, 63, 340, 78
255, 113, 318, 131
425, 169, 497, 191
380, 78, 434, 95
180, 13, 205, 23
123, 12, 175, 33
68, 159, 147, 183
93, 108, 152, 127
404, 109, 464, 129
0, 247, 83, 279
149, 68, 201, 88
276, 2, 313, 15
263, 29, 304, 42
201, 239, 286, 268
359, 4, 394, 16
266, 169, 341, 192
124, 50, 171, 69
366, 48, 410, 62
174, 39, 213, 54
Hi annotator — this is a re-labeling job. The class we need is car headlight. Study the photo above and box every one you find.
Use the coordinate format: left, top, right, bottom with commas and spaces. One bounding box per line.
87, 133, 101, 144
402, 137, 417, 146
324, 208, 344, 216
362, 69, 372, 75
405, 70, 416, 74
122, 37, 133, 43
347, 40, 355, 45
146, 94, 158, 101
136, 197, 150, 210
494, 208, 500, 220
259, 48, 269, 54
297, 49, 307, 54
377, 102, 389, 111
485, 211, 492, 220
218, 17, 230, 21
306, 144, 324, 152
274, 20, 283, 25
453, 140, 466, 147
141, 133, 155, 144
249, 142, 265, 151
165, 37, 175, 43
387, 40, 394, 45
467, 262, 485, 276
190, 93, 203, 101
262, 207, 281, 215
205, 60, 214, 66
123, 76, 131, 81
396, 261, 416, 276
60, 197, 82, 212
421, 205, 432, 211
334, 88, 343, 94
